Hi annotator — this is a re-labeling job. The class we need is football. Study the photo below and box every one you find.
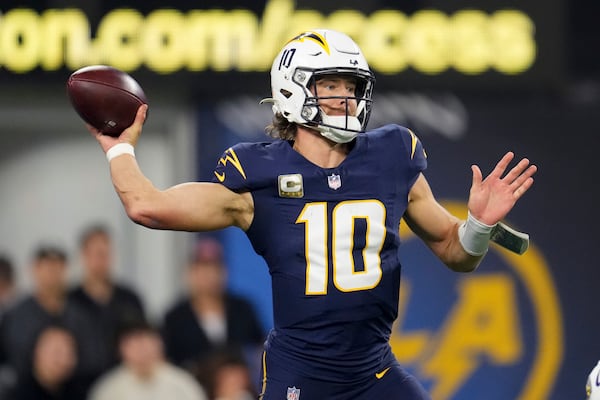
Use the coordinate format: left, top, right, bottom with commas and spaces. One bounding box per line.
67, 65, 147, 137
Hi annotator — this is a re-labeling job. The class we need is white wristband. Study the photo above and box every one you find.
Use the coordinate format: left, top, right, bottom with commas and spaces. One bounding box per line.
458, 212, 497, 256
106, 143, 135, 162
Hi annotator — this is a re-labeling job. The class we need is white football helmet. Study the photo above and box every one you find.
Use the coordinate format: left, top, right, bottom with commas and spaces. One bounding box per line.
264, 29, 375, 143
587, 361, 600, 400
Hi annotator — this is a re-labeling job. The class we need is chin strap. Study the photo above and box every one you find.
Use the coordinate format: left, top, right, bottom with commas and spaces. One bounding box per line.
317, 114, 361, 143
317, 98, 367, 143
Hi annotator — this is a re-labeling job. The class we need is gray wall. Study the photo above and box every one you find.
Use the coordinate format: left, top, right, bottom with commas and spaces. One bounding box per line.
0, 100, 197, 320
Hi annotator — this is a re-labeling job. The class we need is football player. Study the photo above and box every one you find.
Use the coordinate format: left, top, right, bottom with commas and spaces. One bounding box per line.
88, 29, 536, 399
587, 361, 600, 400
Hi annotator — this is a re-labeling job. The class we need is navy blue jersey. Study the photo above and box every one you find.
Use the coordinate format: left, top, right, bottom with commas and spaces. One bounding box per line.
212, 124, 427, 382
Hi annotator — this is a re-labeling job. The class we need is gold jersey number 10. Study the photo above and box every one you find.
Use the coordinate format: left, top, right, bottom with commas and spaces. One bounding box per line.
297, 200, 386, 295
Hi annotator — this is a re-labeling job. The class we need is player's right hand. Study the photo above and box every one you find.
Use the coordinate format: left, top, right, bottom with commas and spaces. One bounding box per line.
87, 104, 148, 153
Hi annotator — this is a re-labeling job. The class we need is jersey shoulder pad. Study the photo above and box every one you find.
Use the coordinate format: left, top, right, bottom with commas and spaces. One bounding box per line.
369, 124, 427, 169
211, 141, 274, 191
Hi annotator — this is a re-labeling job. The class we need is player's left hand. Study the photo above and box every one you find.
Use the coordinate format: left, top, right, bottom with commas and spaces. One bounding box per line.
467, 152, 537, 225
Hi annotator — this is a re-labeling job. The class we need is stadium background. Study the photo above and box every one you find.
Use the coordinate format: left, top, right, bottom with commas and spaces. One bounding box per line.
0, 0, 597, 399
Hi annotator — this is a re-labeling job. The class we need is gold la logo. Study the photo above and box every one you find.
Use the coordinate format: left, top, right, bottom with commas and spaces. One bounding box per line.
391, 201, 562, 400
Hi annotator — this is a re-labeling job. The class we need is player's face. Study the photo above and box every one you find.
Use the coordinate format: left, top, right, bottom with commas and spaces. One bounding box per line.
313, 76, 358, 117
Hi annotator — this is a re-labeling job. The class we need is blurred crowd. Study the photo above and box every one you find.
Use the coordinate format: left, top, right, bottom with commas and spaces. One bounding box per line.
0, 226, 265, 400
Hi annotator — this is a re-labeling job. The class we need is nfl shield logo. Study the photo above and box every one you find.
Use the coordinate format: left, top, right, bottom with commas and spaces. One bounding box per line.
287, 386, 301, 400
327, 173, 341, 190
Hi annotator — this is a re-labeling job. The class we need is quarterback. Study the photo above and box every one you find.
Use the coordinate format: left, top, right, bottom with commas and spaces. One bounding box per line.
88, 30, 536, 399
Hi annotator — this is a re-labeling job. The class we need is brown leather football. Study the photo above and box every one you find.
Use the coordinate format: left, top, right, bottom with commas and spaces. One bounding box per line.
67, 65, 147, 137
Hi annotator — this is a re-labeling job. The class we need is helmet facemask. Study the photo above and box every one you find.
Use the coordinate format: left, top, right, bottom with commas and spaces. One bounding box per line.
296, 69, 374, 143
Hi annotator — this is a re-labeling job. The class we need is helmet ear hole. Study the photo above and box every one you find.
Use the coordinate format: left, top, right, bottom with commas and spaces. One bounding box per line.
280, 89, 292, 99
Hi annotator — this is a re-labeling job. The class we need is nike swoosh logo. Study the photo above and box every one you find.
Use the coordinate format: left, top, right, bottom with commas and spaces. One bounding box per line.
375, 367, 391, 379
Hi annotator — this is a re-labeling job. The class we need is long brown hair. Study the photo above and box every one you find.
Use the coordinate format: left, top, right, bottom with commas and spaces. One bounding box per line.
265, 112, 298, 140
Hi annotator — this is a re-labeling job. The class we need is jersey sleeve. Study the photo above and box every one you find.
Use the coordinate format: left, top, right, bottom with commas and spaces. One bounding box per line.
399, 127, 427, 182
377, 124, 427, 189
210, 143, 253, 192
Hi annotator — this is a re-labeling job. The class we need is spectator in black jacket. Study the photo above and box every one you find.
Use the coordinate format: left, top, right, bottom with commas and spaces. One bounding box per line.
0, 246, 96, 397
1, 247, 84, 375
162, 237, 264, 371
67, 224, 146, 389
